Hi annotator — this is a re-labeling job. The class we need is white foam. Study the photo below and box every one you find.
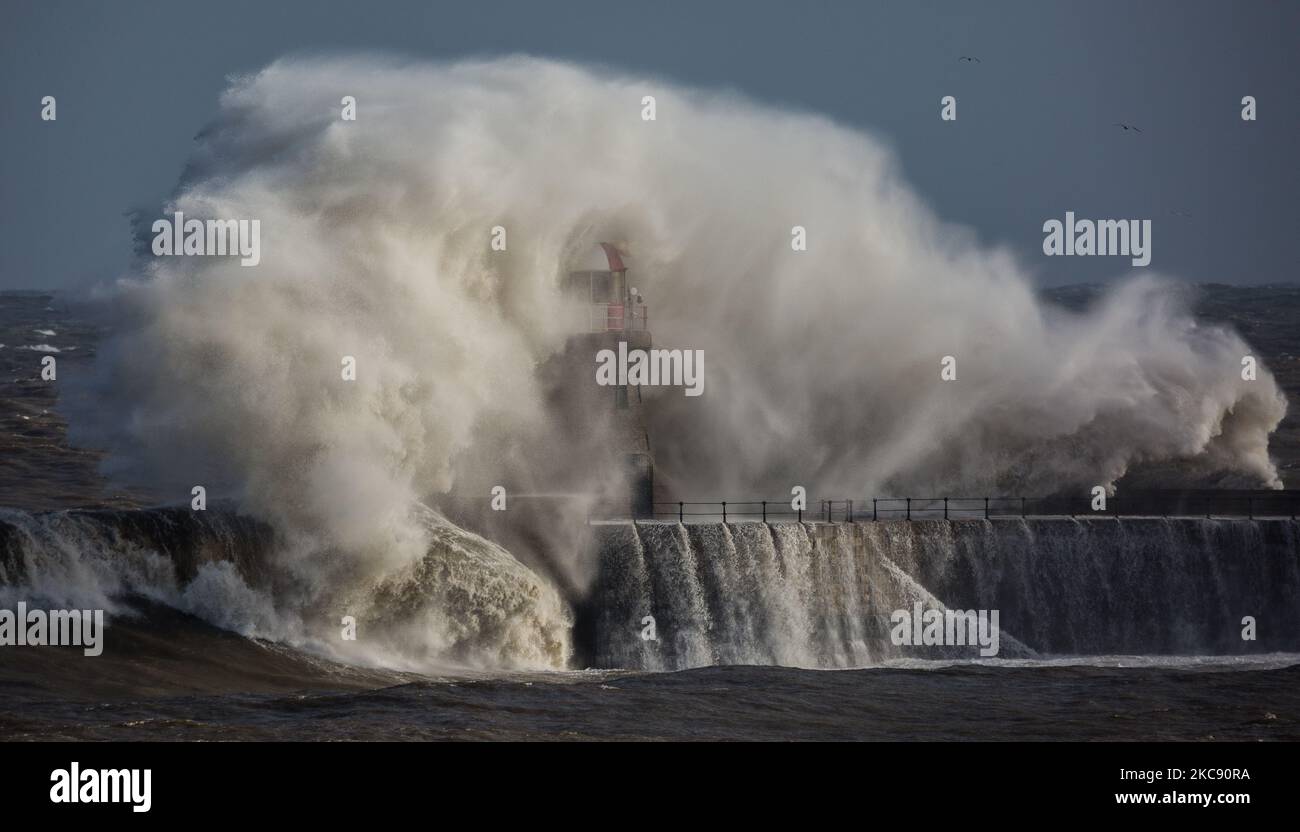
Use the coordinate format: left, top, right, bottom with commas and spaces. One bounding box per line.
63, 55, 1289, 670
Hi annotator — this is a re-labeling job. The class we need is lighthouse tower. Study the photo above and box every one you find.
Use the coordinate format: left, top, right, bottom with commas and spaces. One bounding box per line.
434, 242, 657, 596
556, 242, 655, 519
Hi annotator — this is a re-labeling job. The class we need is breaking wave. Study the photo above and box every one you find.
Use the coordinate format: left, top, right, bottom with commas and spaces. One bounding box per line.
0, 506, 569, 671
52, 55, 1286, 669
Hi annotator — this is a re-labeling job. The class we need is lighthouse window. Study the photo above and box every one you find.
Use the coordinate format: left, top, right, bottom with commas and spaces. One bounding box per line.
589, 273, 614, 304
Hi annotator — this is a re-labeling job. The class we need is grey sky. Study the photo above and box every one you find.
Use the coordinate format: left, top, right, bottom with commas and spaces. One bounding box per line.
2, 0, 1296, 291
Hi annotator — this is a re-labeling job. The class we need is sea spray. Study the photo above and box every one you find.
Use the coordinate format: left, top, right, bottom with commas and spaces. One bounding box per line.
58, 55, 1287, 670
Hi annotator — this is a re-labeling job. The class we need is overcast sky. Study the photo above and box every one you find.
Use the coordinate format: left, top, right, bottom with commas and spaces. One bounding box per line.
2, 0, 1296, 291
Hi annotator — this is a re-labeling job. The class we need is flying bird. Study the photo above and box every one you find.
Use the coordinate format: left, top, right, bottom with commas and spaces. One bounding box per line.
959, 56, 981, 63
1113, 123, 1142, 132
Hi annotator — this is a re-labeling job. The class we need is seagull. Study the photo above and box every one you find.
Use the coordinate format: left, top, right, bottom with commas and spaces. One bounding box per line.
959, 56, 981, 63
1113, 122, 1142, 133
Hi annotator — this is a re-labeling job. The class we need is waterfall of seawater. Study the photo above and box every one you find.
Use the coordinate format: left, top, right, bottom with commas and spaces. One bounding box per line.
1, 506, 572, 671
581, 518, 1300, 670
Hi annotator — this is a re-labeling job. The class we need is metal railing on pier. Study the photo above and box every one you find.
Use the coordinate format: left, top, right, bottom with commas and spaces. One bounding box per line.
641, 490, 1300, 523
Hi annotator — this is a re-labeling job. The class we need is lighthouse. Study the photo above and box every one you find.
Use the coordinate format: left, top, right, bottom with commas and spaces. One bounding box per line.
561, 242, 648, 334
557, 242, 655, 519
434, 242, 658, 597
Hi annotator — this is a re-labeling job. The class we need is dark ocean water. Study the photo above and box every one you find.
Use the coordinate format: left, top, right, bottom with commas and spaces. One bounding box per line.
4, 290, 1300, 742
0, 293, 147, 511
7, 642, 1300, 741
2, 600, 1297, 741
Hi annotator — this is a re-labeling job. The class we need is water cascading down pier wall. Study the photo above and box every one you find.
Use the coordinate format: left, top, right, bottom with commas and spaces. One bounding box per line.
576, 518, 1300, 670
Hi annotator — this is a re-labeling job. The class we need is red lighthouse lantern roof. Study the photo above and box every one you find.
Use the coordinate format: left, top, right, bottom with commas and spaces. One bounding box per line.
575, 242, 626, 273
599, 242, 626, 272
